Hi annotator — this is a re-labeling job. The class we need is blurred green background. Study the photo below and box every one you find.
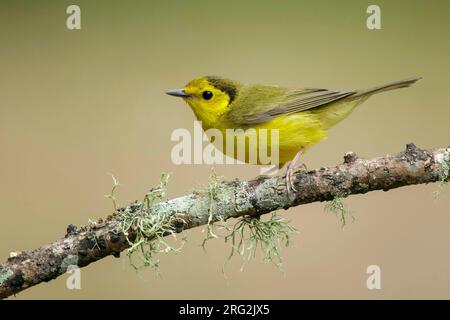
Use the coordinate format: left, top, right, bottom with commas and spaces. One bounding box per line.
0, 0, 449, 299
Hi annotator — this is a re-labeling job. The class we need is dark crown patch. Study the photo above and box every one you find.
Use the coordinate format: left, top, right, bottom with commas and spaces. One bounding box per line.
205, 76, 238, 104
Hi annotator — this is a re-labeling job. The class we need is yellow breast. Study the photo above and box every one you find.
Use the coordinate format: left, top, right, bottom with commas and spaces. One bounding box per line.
205, 111, 327, 166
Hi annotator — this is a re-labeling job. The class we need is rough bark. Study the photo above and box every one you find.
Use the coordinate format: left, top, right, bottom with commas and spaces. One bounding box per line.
0, 143, 449, 299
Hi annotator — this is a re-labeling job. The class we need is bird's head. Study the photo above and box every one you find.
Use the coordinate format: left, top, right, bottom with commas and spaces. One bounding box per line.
166, 76, 241, 127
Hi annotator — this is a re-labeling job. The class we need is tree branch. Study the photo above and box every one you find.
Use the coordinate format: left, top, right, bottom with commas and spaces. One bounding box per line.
1, 143, 449, 299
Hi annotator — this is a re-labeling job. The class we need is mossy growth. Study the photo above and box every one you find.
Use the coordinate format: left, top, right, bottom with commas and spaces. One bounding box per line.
199, 170, 297, 272
109, 173, 185, 273
105, 173, 120, 212
223, 213, 297, 272
0, 266, 13, 285
324, 195, 354, 228
104, 170, 297, 275
433, 154, 449, 201
201, 169, 231, 249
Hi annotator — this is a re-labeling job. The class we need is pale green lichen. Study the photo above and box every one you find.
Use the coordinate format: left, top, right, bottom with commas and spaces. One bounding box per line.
433, 152, 449, 201
106, 171, 297, 276
201, 169, 232, 249
223, 213, 297, 272
199, 170, 297, 272
87, 219, 97, 228
324, 195, 354, 228
0, 266, 13, 285
116, 173, 185, 273
105, 173, 120, 212
60, 255, 78, 273
202, 170, 296, 272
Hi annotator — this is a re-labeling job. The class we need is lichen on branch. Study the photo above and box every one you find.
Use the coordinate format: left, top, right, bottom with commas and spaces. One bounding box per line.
113, 173, 186, 271
0, 143, 449, 299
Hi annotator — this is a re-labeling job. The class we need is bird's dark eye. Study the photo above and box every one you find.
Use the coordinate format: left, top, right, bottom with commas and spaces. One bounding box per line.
202, 91, 213, 100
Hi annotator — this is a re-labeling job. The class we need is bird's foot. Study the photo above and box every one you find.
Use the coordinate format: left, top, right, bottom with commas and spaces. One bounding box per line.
285, 162, 307, 195
284, 147, 306, 196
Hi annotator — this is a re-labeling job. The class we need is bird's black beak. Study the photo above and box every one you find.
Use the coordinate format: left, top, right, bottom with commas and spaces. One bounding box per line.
166, 89, 191, 98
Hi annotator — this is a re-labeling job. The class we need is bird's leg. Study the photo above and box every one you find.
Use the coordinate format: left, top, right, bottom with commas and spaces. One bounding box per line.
286, 148, 305, 194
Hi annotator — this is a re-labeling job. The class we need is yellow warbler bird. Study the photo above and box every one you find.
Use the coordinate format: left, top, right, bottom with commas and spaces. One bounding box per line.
166, 76, 421, 192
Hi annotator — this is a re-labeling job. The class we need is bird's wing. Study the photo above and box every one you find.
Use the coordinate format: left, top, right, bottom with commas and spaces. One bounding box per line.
225, 85, 356, 126
278, 88, 356, 114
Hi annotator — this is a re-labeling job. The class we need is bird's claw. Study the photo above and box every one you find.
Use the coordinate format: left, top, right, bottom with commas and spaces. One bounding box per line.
285, 162, 307, 195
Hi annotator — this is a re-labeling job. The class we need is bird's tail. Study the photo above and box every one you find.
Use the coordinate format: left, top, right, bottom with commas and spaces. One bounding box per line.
352, 77, 422, 98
